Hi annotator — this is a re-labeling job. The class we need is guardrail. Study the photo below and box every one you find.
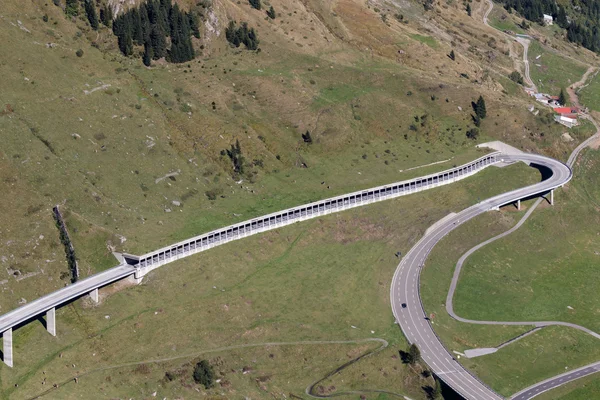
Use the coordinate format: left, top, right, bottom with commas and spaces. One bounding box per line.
127, 152, 502, 278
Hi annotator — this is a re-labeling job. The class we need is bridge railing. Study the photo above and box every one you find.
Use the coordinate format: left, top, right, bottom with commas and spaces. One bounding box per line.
128, 152, 501, 277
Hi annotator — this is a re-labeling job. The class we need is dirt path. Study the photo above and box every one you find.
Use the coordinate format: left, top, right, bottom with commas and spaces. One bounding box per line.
482, 0, 537, 91
567, 66, 597, 109
28, 338, 414, 399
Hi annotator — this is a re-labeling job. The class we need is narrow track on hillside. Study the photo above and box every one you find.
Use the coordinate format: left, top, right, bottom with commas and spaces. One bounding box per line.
446, 195, 600, 339
28, 338, 403, 399
483, 0, 536, 91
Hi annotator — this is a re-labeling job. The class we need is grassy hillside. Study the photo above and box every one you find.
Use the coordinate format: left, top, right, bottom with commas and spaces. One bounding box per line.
421, 149, 600, 396
0, 0, 593, 315
0, 0, 599, 398
0, 162, 538, 399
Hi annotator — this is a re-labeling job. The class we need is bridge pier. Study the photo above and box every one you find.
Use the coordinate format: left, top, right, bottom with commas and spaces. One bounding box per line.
517, 199, 521, 210
133, 269, 144, 284
2, 328, 12, 367
47, 307, 56, 336
90, 288, 99, 303
550, 189, 554, 205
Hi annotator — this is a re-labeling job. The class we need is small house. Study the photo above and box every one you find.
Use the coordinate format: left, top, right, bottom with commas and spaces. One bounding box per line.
555, 115, 578, 128
543, 14, 553, 26
553, 107, 579, 118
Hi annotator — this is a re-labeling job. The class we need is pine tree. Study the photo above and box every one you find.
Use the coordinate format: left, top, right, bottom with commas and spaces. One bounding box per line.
246, 26, 259, 50
226, 21, 240, 47
226, 139, 245, 175
150, 23, 167, 59
189, 12, 201, 38
131, 8, 144, 45
302, 131, 313, 143
100, 4, 113, 27
167, 4, 195, 63
559, 88, 567, 106
118, 30, 134, 56
143, 42, 153, 66
408, 344, 421, 364
266, 6, 276, 19
84, 0, 99, 30
169, 3, 180, 38
476, 95, 487, 119
556, 6, 568, 28
146, 0, 159, 25
155, 2, 168, 34
449, 50, 455, 61
249, 0, 262, 11
140, 4, 151, 43
466, 3, 472, 16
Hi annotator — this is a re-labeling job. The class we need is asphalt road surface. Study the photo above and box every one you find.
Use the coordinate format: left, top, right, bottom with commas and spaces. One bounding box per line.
390, 153, 573, 400
0, 265, 134, 334
511, 361, 600, 399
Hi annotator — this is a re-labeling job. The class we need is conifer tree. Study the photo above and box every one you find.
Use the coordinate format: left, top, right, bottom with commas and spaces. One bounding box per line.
556, 6, 568, 28
167, 4, 194, 63
150, 23, 167, 59
466, 3, 471, 16
266, 6, 276, 19
559, 88, 567, 106
189, 12, 201, 38
84, 0, 99, 30
169, 3, 180, 38
131, 8, 144, 45
449, 50, 455, 60
476, 95, 487, 119
249, 0, 262, 10
100, 4, 113, 27
140, 4, 151, 43
143, 42, 153, 66
225, 20, 259, 50
146, 0, 159, 24
226, 21, 239, 47
118, 30, 134, 56
408, 344, 421, 364
158, 0, 171, 32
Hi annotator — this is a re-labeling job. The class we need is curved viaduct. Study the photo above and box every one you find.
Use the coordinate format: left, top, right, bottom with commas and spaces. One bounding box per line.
0, 150, 593, 400
390, 153, 575, 400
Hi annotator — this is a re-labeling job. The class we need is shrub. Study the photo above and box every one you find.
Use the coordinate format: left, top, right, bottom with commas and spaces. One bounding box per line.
76, 49, 84, 57
205, 188, 223, 200
508, 71, 524, 85
193, 360, 215, 388
249, 0, 261, 10
466, 127, 480, 140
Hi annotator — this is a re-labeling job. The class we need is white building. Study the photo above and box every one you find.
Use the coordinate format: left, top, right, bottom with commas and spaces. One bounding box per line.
543, 14, 553, 26
555, 115, 578, 128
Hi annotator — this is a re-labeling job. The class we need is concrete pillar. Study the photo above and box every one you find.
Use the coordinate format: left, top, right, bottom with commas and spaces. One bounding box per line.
3, 328, 13, 367
134, 268, 144, 282
550, 189, 554, 206
90, 288, 99, 303
517, 199, 521, 210
47, 307, 56, 336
